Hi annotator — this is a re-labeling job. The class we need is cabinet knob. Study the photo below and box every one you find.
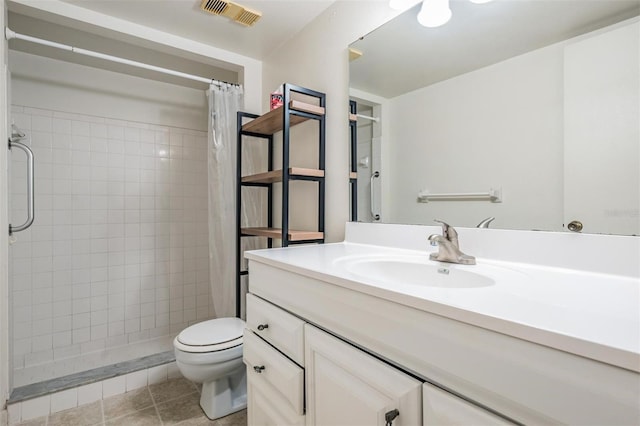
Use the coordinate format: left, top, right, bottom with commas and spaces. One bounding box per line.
257, 324, 269, 331
253, 365, 265, 373
567, 220, 583, 232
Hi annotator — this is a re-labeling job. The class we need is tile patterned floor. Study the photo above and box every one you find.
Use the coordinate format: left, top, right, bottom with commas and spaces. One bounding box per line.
15, 378, 247, 426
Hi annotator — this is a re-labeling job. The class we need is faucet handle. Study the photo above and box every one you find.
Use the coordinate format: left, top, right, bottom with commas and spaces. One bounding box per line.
476, 217, 495, 228
434, 219, 459, 248
433, 219, 450, 235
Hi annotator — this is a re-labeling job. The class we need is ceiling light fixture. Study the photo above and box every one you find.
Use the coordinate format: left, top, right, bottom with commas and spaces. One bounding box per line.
391, 0, 493, 28
417, 0, 452, 28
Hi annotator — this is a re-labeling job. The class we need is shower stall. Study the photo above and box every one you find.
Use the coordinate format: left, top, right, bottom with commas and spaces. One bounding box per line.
352, 102, 382, 223
3, 10, 250, 408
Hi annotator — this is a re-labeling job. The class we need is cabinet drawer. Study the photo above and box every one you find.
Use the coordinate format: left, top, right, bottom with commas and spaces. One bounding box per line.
243, 329, 305, 416
246, 293, 305, 365
247, 369, 305, 426
423, 384, 513, 425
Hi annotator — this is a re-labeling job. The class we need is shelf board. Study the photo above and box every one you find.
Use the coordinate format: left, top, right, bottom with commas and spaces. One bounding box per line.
241, 227, 324, 241
242, 100, 325, 135
242, 168, 324, 184
349, 172, 357, 179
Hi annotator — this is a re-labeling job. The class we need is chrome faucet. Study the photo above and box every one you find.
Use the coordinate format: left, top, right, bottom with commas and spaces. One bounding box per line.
476, 217, 495, 228
428, 220, 476, 265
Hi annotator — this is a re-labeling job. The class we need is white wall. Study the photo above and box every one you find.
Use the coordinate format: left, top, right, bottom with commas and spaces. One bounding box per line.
10, 51, 208, 131
386, 42, 565, 231
563, 21, 639, 235
262, 2, 403, 242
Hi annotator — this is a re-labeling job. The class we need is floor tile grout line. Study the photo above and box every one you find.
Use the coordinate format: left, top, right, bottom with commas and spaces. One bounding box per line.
147, 384, 164, 426
149, 379, 201, 405
102, 388, 155, 424
154, 389, 201, 406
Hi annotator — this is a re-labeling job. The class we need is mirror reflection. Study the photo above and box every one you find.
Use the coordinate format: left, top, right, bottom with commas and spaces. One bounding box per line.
349, 0, 639, 236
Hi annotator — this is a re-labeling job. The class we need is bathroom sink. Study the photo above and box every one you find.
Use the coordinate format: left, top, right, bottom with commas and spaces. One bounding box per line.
335, 254, 496, 288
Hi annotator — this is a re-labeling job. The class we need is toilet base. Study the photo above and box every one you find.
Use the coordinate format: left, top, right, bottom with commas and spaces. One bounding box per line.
200, 365, 247, 420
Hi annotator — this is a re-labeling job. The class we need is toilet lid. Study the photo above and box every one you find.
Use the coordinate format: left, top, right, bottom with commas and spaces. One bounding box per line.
177, 317, 245, 347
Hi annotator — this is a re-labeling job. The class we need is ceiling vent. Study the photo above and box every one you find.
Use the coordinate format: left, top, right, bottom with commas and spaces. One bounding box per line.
200, 0, 262, 26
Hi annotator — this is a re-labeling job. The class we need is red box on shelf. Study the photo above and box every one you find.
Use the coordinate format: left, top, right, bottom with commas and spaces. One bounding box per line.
270, 93, 284, 110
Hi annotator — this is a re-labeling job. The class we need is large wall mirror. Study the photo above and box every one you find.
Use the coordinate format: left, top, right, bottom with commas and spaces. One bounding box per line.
349, 0, 639, 236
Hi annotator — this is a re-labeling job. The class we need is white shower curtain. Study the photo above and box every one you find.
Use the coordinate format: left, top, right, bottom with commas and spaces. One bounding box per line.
207, 83, 263, 319
208, 84, 242, 319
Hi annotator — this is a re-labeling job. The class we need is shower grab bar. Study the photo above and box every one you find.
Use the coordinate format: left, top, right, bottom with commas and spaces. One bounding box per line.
370, 171, 380, 221
417, 188, 502, 203
8, 139, 35, 235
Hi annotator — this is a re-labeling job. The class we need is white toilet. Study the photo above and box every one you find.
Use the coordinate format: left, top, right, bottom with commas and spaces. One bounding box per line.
173, 317, 247, 420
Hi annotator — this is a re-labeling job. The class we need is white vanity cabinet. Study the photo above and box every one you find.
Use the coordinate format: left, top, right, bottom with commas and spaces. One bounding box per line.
244, 293, 511, 425
305, 324, 422, 426
244, 226, 640, 425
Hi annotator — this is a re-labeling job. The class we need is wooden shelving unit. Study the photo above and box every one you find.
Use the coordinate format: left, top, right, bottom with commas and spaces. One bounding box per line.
242, 100, 325, 135
235, 84, 326, 316
241, 227, 324, 241
242, 167, 324, 184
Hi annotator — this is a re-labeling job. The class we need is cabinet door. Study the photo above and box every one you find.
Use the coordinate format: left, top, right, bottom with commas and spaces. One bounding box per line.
247, 370, 305, 426
423, 383, 513, 425
305, 324, 422, 426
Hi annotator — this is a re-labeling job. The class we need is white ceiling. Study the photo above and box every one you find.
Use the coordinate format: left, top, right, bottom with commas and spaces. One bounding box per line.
350, 0, 640, 98
59, 0, 336, 60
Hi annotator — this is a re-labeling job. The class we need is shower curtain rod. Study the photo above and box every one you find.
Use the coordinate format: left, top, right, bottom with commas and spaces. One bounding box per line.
356, 113, 379, 122
5, 28, 239, 88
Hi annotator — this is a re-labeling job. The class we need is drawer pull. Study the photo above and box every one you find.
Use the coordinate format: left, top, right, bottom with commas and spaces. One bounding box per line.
385, 409, 400, 425
257, 324, 269, 331
253, 365, 266, 373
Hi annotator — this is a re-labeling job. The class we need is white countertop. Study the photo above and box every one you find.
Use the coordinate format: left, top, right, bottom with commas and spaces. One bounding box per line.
246, 241, 640, 373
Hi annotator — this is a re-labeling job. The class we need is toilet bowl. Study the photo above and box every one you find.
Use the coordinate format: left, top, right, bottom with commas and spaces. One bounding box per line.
173, 317, 247, 420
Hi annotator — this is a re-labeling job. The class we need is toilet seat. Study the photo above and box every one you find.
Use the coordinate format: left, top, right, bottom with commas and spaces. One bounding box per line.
175, 317, 245, 353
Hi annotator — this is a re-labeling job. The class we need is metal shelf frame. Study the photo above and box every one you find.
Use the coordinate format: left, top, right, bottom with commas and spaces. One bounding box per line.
349, 100, 358, 222
236, 83, 326, 317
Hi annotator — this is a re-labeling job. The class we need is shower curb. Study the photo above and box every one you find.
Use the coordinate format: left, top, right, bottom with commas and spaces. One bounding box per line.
8, 350, 175, 404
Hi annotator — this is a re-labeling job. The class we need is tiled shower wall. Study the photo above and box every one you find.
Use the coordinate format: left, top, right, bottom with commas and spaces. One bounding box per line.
9, 105, 213, 387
